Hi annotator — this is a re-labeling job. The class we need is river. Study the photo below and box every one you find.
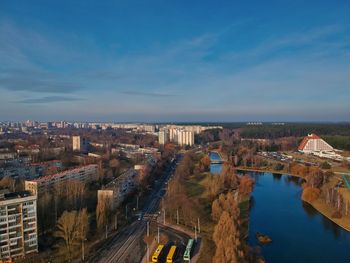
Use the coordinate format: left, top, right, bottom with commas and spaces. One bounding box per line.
209, 151, 222, 174
209, 152, 350, 262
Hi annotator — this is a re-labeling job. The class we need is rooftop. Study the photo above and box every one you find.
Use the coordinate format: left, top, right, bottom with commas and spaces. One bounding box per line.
29, 164, 97, 183
0, 190, 34, 201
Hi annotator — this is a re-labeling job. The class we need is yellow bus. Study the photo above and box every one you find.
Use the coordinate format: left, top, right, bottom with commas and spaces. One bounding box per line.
166, 245, 177, 263
152, 244, 164, 263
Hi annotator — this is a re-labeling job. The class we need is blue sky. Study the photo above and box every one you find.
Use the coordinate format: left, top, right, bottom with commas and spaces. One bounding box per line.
0, 0, 350, 122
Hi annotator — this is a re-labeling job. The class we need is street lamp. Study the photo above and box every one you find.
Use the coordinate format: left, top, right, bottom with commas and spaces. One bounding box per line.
82, 238, 87, 261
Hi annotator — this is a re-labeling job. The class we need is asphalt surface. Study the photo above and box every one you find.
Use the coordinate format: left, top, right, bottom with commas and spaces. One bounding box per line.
88, 156, 180, 263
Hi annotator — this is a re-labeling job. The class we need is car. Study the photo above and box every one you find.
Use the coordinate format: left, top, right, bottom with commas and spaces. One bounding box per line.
138, 212, 144, 221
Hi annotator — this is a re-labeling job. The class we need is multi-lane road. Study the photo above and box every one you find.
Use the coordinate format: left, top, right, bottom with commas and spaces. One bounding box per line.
88, 156, 180, 263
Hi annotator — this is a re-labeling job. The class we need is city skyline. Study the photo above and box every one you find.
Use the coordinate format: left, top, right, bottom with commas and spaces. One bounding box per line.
1, 1, 350, 122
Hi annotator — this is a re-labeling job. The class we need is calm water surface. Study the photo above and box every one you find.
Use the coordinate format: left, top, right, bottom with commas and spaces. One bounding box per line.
248, 172, 350, 263
208, 154, 350, 263
209, 151, 222, 174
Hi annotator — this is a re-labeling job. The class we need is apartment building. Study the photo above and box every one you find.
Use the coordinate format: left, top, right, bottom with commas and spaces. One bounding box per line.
72, 136, 89, 153
97, 169, 137, 210
177, 130, 195, 146
158, 129, 169, 145
0, 190, 38, 260
160, 128, 194, 146
25, 164, 98, 195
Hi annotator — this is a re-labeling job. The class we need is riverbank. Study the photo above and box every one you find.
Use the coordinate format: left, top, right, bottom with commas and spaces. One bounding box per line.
236, 166, 350, 232
247, 170, 350, 263
305, 198, 350, 232
235, 167, 306, 180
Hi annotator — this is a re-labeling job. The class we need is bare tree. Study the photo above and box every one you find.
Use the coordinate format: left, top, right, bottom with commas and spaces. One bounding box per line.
55, 209, 89, 262
96, 194, 113, 230
0, 176, 16, 191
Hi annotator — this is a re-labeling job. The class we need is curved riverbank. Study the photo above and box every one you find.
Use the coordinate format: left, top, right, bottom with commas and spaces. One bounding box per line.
304, 197, 350, 232
247, 172, 350, 263
236, 166, 350, 232
235, 167, 305, 179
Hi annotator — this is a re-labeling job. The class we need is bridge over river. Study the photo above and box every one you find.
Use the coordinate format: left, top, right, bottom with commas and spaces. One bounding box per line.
209, 151, 226, 162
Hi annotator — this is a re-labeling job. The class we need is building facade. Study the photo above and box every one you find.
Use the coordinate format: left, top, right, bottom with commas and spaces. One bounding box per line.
0, 191, 38, 260
177, 130, 195, 146
158, 130, 169, 145
97, 169, 137, 210
25, 164, 98, 195
72, 136, 89, 153
160, 128, 194, 146
298, 134, 334, 153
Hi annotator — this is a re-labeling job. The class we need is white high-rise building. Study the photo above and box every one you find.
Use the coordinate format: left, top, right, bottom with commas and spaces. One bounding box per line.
158, 129, 169, 145
177, 130, 195, 146
0, 190, 38, 260
169, 128, 178, 143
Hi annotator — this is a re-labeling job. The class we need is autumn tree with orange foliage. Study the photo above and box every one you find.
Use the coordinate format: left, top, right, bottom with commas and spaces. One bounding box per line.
302, 187, 321, 202
212, 191, 246, 263
239, 175, 255, 195
205, 164, 239, 198
212, 192, 240, 222
290, 162, 308, 177
199, 155, 211, 172
213, 211, 241, 263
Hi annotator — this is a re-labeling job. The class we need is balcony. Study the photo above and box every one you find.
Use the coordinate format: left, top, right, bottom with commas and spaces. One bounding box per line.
0, 232, 8, 237
9, 234, 21, 240
8, 224, 21, 229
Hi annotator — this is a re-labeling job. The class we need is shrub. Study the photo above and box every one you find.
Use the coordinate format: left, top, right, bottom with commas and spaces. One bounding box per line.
331, 211, 342, 218
301, 187, 320, 202
320, 161, 331, 169
273, 163, 284, 171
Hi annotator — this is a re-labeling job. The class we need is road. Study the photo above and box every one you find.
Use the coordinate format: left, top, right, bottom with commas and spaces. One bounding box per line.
88, 156, 179, 263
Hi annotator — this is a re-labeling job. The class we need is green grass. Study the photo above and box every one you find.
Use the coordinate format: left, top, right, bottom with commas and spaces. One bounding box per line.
184, 174, 206, 197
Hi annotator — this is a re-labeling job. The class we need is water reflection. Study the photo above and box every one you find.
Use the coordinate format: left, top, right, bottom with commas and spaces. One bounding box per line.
250, 196, 256, 210
321, 215, 342, 239
248, 172, 350, 263
209, 152, 222, 174
284, 175, 303, 186
302, 201, 318, 218
272, 173, 282, 181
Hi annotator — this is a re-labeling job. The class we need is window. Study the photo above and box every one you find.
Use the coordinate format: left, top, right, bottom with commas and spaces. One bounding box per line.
1, 247, 8, 252
29, 240, 37, 246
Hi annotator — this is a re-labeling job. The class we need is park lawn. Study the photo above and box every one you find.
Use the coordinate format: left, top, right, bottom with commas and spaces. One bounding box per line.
184, 173, 206, 197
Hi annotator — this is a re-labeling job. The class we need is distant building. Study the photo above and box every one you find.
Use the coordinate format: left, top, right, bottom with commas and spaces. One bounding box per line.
177, 130, 194, 146
298, 134, 333, 153
0, 190, 38, 260
159, 124, 221, 147
158, 130, 169, 145
166, 128, 194, 146
25, 164, 98, 195
0, 153, 16, 160
72, 136, 89, 153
